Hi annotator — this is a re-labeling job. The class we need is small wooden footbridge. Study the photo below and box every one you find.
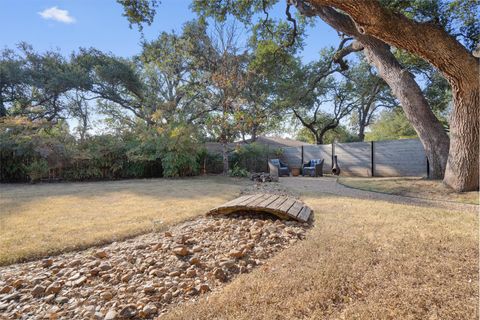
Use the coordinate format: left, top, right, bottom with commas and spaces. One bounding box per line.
206, 193, 313, 222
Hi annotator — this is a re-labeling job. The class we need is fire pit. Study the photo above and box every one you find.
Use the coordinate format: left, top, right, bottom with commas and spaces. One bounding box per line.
250, 172, 276, 183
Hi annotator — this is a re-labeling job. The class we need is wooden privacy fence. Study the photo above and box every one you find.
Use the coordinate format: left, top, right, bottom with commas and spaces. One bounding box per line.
280, 138, 429, 177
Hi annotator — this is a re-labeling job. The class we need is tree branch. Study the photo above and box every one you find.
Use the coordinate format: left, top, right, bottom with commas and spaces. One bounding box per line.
285, 3, 298, 47
332, 40, 364, 70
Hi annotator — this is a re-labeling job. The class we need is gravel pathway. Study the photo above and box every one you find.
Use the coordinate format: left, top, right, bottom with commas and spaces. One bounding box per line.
280, 176, 478, 213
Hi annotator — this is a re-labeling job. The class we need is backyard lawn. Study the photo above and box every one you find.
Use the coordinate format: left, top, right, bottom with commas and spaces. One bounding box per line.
338, 177, 479, 205
165, 191, 479, 320
0, 176, 247, 266
0, 177, 478, 319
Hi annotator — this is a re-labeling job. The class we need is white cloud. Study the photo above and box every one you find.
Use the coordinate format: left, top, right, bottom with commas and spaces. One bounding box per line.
38, 6, 76, 24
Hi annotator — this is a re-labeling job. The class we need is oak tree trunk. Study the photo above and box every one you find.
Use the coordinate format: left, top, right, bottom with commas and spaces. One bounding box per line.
251, 127, 257, 142
358, 125, 365, 142
0, 95, 6, 117
313, 7, 450, 179
0, 104, 5, 117
221, 139, 229, 175
315, 135, 324, 145
309, 1, 479, 190
361, 39, 450, 179
443, 80, 479, 191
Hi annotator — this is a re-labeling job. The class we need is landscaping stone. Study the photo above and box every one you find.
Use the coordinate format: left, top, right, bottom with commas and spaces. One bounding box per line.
41, 259, 53, 268
143, 302, 158, 315
213, 268, 227, 282
250, 172, 275, 183
0, 285, 12, 294
119, 304, 137, 318
31, 285, 45, 297
12, 279, 23, 289
196, 283, 210, 293
45, 282, 62, 294
0, 202, 309, 319
228, 249, 244, 258
100, 291, 113, 301
104, 309, 117, 320
172, 245, 190, 256
55, 296, 69, 304
94, 251, 108, 259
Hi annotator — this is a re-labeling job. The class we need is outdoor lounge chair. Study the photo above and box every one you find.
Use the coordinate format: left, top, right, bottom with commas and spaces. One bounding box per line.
269, 159, 290, 176
302, 159, 324, 177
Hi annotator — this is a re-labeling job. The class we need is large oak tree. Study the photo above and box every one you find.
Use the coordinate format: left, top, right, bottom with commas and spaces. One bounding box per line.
306, 0, 479, 191
119, 0, 479, 191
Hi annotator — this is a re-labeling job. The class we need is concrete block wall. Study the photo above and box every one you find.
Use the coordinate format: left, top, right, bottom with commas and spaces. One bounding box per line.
373, 139, 427, 177
280, 147, 302, 168
335, 142, 372, 177
280, 138, 428, 177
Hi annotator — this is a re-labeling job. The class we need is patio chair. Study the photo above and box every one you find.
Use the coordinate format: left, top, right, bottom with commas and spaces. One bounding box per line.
302, 159, 324, 177
269, 159, 290, 177
267, 161, 280, 182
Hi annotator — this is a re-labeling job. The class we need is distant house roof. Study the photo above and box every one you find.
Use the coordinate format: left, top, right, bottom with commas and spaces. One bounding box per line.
204, 136, 310, 155
204, 142, 236, 154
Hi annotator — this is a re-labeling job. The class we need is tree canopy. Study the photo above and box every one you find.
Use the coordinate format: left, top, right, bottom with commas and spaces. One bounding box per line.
3, 0, 477, 190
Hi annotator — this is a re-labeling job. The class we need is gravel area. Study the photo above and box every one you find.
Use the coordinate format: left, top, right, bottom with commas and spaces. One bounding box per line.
0, 210, 309, 319
241, 181, 297, 198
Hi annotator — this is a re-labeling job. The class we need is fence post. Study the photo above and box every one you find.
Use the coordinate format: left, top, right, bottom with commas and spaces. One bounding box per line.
426, 157, 430, 178
331, 143, 335, 170
301, 145, 304, 167
371, 141, 375, 177
266, 144, 270, 172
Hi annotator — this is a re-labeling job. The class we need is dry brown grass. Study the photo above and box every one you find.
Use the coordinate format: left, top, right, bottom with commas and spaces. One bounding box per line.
1, 176, 478, 319
0, 176, 247, 266
338, 177, 479, 205
164, 193, 479, 320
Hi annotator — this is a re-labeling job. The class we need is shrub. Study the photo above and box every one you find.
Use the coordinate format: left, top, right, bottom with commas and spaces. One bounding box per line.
230, 142, 283, 173
24, 159, 49, 183
0, 117, 216, 181
161, 151, 199, 177
160, 125, 200, 178
197, 148, 223, 174
228, 165, 249, 177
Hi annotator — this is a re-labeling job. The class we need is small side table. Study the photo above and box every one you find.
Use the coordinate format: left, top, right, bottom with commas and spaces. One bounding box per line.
291, 167, 301, 176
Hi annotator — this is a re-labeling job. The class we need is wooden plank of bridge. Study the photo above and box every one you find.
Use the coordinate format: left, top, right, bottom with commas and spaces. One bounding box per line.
258, 194, 280, 208
206, 193, 312, 222
218, 194, 260, 209
266, 196, 289, 210
277, 198, 296, 213
297, 206, 312, 222
220, 195, 252, 208
287, 201, 304, 218
246, 194, 272, 207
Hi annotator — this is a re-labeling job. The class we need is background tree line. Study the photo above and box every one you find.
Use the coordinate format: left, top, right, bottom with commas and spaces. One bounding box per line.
1, 2, 464, 182
173, 0, 477, 191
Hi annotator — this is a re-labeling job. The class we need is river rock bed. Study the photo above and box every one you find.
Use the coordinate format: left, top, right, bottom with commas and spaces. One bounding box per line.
0, 213, 309, 319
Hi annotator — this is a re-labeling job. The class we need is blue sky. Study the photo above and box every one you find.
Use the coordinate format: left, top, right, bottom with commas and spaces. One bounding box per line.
0, 0, 340, 62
